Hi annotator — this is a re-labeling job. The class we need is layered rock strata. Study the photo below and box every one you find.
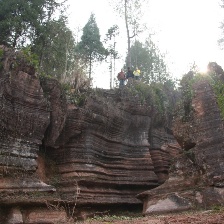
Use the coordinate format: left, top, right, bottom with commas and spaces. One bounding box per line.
138, 77, 224, 215
0, 46, 172, 222
0, 46, 63, 223
46, 91, 160, 206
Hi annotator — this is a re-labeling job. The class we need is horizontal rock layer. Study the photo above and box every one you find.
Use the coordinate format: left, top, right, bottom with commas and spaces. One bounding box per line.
0, 46, 59, 223
47, 92, 160, 205
0, 46, 50, 177
140, 78, 224, 215
0, 46, 174, 222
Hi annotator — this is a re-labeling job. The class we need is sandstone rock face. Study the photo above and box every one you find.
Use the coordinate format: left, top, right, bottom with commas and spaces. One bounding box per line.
46, 90, 160, 206
6, 208, 23, 224
0, 46, 50, 176
0, 46, 61, 223
2, 45, 224, 222
40, 77, 67, 147
0, 46, 173, 222
139, 77, 224, 215
174, 79, 224, 187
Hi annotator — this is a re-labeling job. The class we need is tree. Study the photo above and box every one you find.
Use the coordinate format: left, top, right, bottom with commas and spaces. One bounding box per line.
32, 16, 77, 82
76, 13, 106, 79
0, 0, 89, 85
0, 0, 62, 48
105, 25, 119, 89
110, 0, 146, 68
126, 39, 170, 84
188, 61, 199, 75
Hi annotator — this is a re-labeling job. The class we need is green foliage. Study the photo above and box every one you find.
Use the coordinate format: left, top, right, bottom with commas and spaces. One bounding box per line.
61, 83, 88, 107
179, 72, 211, 120
212, 81, 224, 119
178, 70, 224, 121
105, 25, 119, 89
110, 0, 147, 67
125, 81, 151, 105
151, 83, 167, 113
21, 47, 39, 69
0, 0, 61, 48
124, 80, 177, 127
126, 81, 171, 111
32, 16, 79, 82
39, 72, 54, 81
76, 13, 107, 78
0, 0, 86, 85
125, 39, 170, 84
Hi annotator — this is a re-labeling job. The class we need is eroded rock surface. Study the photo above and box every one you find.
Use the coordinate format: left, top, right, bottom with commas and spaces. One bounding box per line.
138, 76, 224, 215
46, 90, 161, 207
2, 46, 223, 222
0, 46, 172, 222
0, 46, 61, 223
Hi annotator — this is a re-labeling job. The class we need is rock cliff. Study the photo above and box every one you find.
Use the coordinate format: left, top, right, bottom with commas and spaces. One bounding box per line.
0, 46, 173, 223
1, 46, 223, 223
138, 73, 224, 215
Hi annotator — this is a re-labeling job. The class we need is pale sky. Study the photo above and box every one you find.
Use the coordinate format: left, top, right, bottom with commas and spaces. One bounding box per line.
66, 0, 224, 88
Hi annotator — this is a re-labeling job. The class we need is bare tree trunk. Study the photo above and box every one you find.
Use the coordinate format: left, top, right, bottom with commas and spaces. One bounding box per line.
89, 54, 92, 79
125, 0, 131, 68
113, 40, 116, 88
110, 56, 112, 89
62, 33, 72, 83
38, 40, 46, 69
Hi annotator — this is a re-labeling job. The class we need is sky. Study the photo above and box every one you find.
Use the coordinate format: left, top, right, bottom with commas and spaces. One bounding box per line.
66, 0, 224, 88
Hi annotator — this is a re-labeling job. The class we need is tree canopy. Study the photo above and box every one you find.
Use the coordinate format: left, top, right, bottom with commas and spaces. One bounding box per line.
0, 0, 89, 84
0, 0, 61, 48
126, 39, 170, 84
110, 0, 147, 68
76, 13, 107, 79
0, 0, 174, 89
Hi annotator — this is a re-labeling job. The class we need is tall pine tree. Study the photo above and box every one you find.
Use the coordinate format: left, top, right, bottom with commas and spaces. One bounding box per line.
76, 13, 106, 79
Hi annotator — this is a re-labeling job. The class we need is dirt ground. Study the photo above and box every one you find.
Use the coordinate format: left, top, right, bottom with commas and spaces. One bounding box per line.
81, 210, 224, 224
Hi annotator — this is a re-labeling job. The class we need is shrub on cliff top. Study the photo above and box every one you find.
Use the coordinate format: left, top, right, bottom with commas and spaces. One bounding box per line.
123, 80, 177, 127
21, 47, 39, 69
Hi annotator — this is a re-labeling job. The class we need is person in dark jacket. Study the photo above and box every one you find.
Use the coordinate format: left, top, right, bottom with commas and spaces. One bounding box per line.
126, 67, 134, 79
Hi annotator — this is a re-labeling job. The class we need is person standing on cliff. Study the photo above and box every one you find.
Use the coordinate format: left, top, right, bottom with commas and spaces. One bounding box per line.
133, 67, 141, 80
125, 67, 134, 85
126, 67, 134, 79
117, 69, 126, 88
